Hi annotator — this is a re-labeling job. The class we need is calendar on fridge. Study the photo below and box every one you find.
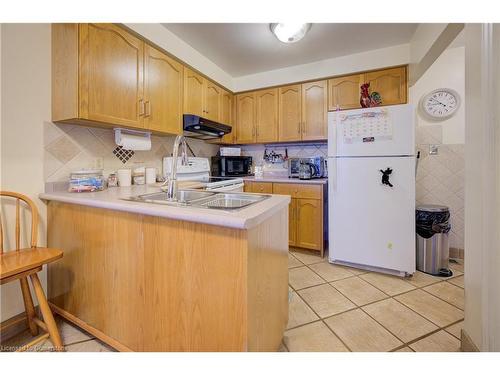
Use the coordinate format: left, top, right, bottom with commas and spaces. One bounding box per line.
340, 108, 393, 144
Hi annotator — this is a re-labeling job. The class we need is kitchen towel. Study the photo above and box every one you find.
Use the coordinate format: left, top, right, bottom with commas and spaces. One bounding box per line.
114, 128, 152, 151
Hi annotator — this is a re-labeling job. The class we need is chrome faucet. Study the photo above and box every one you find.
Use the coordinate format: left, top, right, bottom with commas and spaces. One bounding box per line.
165, 135, 189, 201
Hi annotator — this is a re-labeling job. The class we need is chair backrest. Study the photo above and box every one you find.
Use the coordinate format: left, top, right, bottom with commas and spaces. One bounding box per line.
0, 191, 39, 253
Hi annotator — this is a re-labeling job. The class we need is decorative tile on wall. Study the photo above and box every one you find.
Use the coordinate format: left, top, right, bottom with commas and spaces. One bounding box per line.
415, 124, 464, 250
43, 122, 219, 183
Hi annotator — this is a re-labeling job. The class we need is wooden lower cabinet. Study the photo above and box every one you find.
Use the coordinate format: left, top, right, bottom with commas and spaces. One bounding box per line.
246, 181, 325, 255
288, 199, 298, 246
244, 181, 273, 194
47, 202, 289, 352
295, 198, 322, 251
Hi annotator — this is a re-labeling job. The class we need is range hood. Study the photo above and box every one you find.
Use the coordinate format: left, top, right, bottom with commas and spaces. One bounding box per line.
183, 114, 232, 140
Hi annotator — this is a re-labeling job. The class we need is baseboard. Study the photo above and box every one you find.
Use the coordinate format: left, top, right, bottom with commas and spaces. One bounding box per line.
461, 329, 480, 352
0, 312, 28, 344
450, 247, 464, 260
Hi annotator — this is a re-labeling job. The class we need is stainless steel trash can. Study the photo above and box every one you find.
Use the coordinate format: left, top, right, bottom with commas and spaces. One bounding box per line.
416, 205, 452, 277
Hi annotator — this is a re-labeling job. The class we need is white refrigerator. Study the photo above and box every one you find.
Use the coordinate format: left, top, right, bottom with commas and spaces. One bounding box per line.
328, 104, 416, 276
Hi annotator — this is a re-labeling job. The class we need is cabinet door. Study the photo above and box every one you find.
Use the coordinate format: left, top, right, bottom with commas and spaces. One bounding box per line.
279, 85, 302, 142
288, 199, 297, 247
205, 81, 222, 122
206, 89, 233, 144
219, 89, 234, 143
363, 66, 407, 106
328, 74, 362, 111
143, 45, 183, 135
243, 181, 253, 193
183, 67, 205, 117
255, 88, 279, 143
79, 23, 144, 128
236, 93, 256, 144
254, 182, 273, 193
296, 199, 322, 250
301, 80, 327, 141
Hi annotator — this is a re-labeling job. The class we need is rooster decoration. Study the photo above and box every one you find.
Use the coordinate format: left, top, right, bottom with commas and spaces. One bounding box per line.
360, 83, 382, 108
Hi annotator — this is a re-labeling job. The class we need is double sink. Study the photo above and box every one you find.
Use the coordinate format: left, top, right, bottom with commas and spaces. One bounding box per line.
125, 190, 270, 210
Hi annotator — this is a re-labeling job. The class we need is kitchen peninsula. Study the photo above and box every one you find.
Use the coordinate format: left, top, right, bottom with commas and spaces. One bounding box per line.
40, 186, 290, 352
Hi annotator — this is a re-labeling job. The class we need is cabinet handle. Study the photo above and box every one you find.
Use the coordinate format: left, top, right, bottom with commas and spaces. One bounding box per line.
297, 121, 301, 134
302, 122, 306, 134
139, 99, 145, 116
145, 101, 151, 117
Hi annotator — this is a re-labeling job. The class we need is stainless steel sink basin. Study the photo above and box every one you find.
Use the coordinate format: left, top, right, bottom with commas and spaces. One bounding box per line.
196, 193, 269, 210
124, 190, 270, 210
127, 190, 216, 205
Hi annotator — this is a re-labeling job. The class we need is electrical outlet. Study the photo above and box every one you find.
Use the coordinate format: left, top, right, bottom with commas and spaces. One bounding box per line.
93, 157, 104, 169
429, 144, 439, 155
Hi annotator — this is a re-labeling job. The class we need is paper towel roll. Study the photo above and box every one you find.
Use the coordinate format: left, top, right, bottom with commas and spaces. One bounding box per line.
114, 128, 151, 151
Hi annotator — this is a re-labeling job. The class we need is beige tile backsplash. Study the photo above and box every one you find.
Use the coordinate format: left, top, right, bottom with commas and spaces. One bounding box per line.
43, 122, 219, 183
415, 124, 465, 250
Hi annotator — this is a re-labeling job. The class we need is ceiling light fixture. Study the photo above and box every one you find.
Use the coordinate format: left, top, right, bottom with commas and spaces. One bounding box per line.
270, 23, 311, 44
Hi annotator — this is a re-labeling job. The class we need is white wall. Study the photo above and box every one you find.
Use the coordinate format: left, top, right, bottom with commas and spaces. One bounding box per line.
1, 24, 51, 321
125, 23, 234, 90
233, 44, 410, 92
410, 46, 465, 144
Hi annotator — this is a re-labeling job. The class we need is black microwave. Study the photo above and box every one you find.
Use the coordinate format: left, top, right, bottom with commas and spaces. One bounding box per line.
211, 156, 253, 177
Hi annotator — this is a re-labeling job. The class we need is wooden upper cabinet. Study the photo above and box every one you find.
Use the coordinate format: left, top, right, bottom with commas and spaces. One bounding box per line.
79, 23, 144, 128
328, 74, 362, 111
363, 66, 407, 106
220, 89, 232, 126
255, 88, 279, 143
301, 80, 327, 141
183, 67, 205, 117
204, 81, 222, 122
236, 93, 256, 144
53, 23, 183, 135
219, 89, 234, 143
143, 45, 183, 135
279, 85, 302, 142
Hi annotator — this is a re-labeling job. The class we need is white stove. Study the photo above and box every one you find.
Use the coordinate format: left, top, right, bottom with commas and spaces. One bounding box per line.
163, 157, 244, 192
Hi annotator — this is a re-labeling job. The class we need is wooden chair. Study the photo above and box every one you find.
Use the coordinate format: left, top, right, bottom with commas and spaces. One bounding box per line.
0, 191, 64, 351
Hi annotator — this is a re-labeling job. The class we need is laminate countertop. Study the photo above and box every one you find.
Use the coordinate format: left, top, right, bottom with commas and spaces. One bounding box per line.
242, 176, 328, 185
40, 185, 290, 230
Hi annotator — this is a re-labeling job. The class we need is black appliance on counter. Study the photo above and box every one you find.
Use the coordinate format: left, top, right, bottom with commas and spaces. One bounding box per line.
211, 156, 253, 177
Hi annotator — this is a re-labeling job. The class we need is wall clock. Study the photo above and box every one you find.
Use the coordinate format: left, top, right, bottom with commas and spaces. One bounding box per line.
419, 88, 461, 121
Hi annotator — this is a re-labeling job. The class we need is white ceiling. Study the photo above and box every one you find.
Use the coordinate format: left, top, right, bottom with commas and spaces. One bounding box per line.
162, 23, 418, 77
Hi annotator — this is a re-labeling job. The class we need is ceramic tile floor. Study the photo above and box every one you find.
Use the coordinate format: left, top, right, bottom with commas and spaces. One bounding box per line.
282, 249, 465, 352
1, 316, 115, 352
3, 254, 465, 353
